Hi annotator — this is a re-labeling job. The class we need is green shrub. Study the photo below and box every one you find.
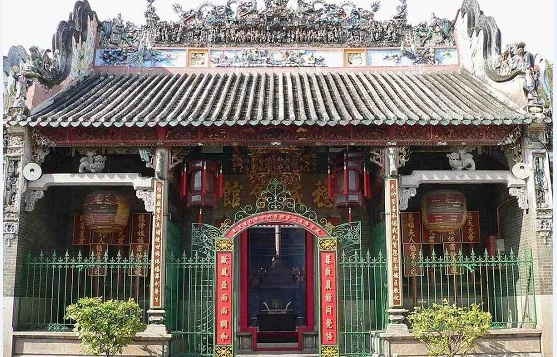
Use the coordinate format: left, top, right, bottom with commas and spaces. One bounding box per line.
408, 300, 491, 357
65, 297, 146, 357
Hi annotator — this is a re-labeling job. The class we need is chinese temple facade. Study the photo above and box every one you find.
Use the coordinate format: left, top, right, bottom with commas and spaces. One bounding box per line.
2, 0, 553, 356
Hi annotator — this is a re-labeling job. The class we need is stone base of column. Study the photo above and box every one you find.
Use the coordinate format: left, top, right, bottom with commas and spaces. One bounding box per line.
146, 309, 167, 334
385, 307, 409, 333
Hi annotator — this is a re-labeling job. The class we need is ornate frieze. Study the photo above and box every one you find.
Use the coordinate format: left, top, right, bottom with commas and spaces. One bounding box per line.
97, 0, 454, 49
36, 125, 517, 147
232, 147, 315, 199
94, 48, 187, 67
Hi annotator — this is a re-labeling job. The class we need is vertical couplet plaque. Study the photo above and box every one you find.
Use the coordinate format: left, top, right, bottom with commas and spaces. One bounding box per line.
389, 178, 402, 306
151, 180, 164, 308
215, 238, 234, 357
319, 238, 339, 357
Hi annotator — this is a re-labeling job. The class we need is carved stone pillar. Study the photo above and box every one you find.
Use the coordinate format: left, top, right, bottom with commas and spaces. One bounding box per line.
146, 147, 170, 333
383, 147, 408, 332
524, 125, 552, 243
3, 126, 32, 357
3, 127, 31, 246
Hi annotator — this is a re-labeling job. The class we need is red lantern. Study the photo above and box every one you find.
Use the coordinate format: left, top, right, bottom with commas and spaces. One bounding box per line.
421, 190, 467, 233
186, 160, 218, 208
83, 191, 130, 233
332, 151, 365, 209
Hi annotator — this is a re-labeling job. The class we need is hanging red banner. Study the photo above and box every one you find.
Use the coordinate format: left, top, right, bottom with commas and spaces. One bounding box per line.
130, 213, 152, 245
72, 214, 91, 246
403, 243, 423, 277
88, 243, 108, 276
320, 251, 338, 345
216, 252, 233, 346
401, 212, 422, 243
461, 211, 480, 243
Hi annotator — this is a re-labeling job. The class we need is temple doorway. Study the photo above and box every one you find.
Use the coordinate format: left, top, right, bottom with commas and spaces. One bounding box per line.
240, 225, 315, 351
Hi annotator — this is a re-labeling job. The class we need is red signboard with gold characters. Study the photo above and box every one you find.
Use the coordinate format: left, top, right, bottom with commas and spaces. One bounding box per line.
130, 213, 152, 244
401, 212, 422, 244
88, 243, 108, 276
461, 211, 480, 243
72, 214, 91, 246
320, 251, 338, 345
216, 252, 233, 346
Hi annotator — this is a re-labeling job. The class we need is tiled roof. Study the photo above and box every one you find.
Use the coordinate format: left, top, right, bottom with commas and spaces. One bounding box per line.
11, 70, 538, 128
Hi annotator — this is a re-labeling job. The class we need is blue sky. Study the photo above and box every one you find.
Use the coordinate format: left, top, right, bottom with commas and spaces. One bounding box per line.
1, 0, 554, 60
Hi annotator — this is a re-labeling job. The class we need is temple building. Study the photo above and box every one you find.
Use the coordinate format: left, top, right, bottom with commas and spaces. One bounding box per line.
2, 0, 553, 356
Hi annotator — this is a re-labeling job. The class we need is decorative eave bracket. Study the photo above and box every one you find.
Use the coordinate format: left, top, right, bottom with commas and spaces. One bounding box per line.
398, 170, 528, 211
23, 173, 155, 212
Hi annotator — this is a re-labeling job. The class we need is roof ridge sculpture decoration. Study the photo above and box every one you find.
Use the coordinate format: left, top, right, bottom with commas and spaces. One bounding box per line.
3, 0, 97, 88
458, 0, 552, 115
98, 0, 455, 49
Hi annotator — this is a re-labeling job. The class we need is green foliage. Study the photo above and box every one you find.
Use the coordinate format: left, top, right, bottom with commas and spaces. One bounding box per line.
408, 300, 491, 357
65, 297, 146, 357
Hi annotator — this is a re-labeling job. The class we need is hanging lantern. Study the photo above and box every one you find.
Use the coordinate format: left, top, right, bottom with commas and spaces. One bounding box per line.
83, 191, 130, 233
332, 151, 369, 218
421, 190, 467, 233
186, 159, 219, 208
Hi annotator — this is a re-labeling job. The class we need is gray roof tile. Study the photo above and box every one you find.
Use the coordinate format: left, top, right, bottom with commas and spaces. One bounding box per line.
10, 70, 541, 128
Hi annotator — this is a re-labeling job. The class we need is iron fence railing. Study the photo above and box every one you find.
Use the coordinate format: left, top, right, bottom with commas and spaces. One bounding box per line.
166, 252, 215, 357
17, 251, 150, 331
339, 250, 388, 357
403, 249, 537, 329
